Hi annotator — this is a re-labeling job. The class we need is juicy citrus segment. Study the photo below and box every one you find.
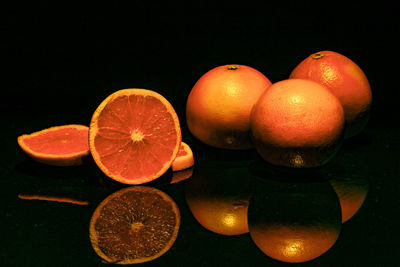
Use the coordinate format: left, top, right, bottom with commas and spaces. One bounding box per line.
89, 89, 181, 185
89, 186, 180, 264
17, 124, 89, 166
171, 142, 194, 171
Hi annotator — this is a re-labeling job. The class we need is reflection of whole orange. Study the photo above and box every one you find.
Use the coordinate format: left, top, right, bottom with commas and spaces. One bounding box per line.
250, 79, 345, 168
186, 64, 271, 149
290, 51, 372, 138
185, 169, 251, 235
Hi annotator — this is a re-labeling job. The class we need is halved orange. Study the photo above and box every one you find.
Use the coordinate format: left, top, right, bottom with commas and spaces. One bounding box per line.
171, 142, 194, 172
89, 186, 181, 264
89, 89, 182, 185
17, 124, 89, 166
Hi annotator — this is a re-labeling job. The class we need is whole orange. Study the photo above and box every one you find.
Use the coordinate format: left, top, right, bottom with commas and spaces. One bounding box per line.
186, 64, 271, 149
250, 79, 345, 168
289, 51, 372, 138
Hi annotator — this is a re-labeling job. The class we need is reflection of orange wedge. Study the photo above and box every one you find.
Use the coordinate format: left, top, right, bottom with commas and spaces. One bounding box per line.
172, 142, 194, 171
18, 194, 89, 205
17, 125, 89, 166
170, 167, 194, 184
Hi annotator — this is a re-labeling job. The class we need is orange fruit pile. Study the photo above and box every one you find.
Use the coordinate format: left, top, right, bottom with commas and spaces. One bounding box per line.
186, 52, 372, 167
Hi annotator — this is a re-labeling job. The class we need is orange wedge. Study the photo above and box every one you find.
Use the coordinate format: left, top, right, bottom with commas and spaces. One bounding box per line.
17, 124, 89, 166
171, 142, 194, 172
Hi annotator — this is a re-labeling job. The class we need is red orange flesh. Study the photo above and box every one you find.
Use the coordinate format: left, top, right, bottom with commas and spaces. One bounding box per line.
89, 89, 181, 185
17, 124, 89, 166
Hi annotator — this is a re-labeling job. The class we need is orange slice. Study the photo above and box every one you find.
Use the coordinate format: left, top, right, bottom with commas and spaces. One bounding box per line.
89, 186, 181, 264
171, 142, 194, 172
89, 89, 182, 185
17, 124, 89, 166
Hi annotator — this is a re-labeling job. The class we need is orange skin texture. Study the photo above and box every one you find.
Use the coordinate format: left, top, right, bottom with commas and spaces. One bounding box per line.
171, 142, 194, 171
290, 51, 372, 138
250, 79, 345, 168
17, 124, 89, 166
186, 64, 271, 149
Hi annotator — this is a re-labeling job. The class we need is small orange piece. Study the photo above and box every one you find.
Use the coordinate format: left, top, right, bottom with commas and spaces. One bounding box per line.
290, 51, 372, 138
171, 142, 194, 172
89, 89, 181, 185
186, 64, 271, 149
17, 124, 89, 166
89, 186, 180, 264
250, 79, 345, 168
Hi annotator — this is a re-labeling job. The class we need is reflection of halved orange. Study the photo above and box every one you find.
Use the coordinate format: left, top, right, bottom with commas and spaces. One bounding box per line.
186, 64, 271, 149
89, 186, 180, 264
89, 89, 181, 185
250, 79, 345, 168
17, 125, 89, 166
290, 51, 372, 138
171, 142, 194, 172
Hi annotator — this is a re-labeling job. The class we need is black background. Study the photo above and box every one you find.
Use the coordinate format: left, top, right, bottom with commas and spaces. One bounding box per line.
3, 2, 399, 266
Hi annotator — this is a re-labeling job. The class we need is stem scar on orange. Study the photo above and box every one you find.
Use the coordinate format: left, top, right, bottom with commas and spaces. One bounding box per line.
250, 79, 345, 168
89, 89, 182, 185
290, 51, 372, 138
186, 64, 272, 150
89, 186, 181, 264
17, 124, 89, 166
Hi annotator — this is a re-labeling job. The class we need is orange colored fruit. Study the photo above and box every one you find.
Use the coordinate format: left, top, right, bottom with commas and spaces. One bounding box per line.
171, 142, 194, 172
250, 79, 345, 168
290, 51, 372, 138
186, 64, 272, 149
89, 89, 181, 185
89, 186, 180, 264
17, 124, 89, 166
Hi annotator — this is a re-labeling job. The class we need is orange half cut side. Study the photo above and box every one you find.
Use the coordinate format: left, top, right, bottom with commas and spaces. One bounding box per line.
17, 124, 89, 166
89, 89, 182, 185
